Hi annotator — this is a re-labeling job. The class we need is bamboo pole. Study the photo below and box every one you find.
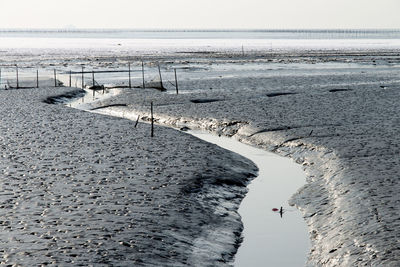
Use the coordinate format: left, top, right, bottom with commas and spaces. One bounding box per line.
174, 68, 179, 95
92, 70, 95, 87
36, 69, 39, 88
0, 68, 1, 89
142, 60, 145, 89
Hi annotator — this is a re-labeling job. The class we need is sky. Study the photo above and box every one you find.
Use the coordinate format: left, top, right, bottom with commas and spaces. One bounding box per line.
1, 0, 399, 29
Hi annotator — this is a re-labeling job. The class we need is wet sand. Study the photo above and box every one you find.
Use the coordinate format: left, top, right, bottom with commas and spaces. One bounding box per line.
79, 49, 400, 266
0, 87, 257, 266
1, 47, 400, 265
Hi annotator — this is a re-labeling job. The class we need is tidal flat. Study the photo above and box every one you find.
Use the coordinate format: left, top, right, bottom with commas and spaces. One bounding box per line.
1, 35, 400, 265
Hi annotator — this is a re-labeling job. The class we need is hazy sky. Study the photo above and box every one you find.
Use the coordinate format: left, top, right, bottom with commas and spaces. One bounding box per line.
1, 0, 399, 29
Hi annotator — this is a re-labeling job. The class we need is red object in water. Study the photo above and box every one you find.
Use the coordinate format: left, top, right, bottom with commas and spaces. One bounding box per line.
272, 208, 279, 212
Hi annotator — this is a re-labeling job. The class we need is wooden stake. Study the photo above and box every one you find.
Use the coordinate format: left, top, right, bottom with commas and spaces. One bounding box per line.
142, 60, 145, 89
36, 69, 39, 88
128, 62, 131, 89
81, 66, 84, 89
0, 68, 2, 89
16, 65, 19, 89
92, 71, 95, 97
151, 102, 154, 137
134, 115, 140, 128
69, 70, 72, 87
54, 69, 57, 87
174, 68, 179, 95
157, 63, 163, 89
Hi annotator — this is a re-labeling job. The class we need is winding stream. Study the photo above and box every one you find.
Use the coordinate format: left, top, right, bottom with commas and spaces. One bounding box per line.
70, 89, 310, 266
189, 131, 310, 267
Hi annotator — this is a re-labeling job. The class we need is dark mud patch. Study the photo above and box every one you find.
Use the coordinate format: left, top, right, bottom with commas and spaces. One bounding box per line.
329, 89, 353, 93
266, 92, 297, 97
43, 89, 86, 104
190, 98, 223, 104
90, 104, 127, 110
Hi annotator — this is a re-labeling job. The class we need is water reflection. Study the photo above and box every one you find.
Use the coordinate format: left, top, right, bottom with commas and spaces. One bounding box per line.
189, 131, 310, 267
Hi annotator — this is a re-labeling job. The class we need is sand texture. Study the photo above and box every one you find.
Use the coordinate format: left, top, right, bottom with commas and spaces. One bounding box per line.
80, 50, 400, 266
2, 45, 400, 266
0, 87, 257, 266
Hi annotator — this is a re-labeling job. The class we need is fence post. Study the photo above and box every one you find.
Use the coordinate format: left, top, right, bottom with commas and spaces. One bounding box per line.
92, 71, 95, 98
69, 70, 72, 87
16, 65, 19, 89
174, 68, 179, 95
151, 102, 154, 137
128, 62, 131, 89
81, 66, 84, 89
134, 115, 140, 128
54, 69, 57, 87
157, 63, 163, 89
142, 60, 145, 89
36, 69, 39, 88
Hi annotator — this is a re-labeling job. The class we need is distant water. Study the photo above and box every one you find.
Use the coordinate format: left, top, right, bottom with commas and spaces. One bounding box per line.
1, 29, 400, 40
1, 28, 400, 89
0, 29, 399, 54
0, 29, 399, 53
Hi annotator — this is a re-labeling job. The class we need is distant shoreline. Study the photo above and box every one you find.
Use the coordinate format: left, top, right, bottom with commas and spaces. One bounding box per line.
1, 28, 400, 33
1, 28, 400, 42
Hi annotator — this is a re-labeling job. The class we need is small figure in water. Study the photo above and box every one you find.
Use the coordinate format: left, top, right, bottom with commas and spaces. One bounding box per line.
272, 206, 284, 218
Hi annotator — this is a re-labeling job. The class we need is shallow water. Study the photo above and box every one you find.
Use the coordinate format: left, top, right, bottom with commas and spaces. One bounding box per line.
189, 131, 310, 267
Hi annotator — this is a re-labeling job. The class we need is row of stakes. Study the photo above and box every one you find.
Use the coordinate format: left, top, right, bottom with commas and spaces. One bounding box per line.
0, 62, 179, 95
0, 63, 179, 138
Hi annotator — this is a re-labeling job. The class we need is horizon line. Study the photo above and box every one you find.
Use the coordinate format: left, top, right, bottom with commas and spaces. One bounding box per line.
1, 28, 400, 32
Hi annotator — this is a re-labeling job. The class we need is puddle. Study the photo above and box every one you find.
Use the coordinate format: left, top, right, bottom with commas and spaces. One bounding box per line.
189, 131, 310, 267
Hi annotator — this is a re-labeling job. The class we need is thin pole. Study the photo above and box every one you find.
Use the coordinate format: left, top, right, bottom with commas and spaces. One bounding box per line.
128, 62, 131, 89
157, 63, 163, 89
134, 115, 140, 128
174, 68, 179, 95
54, 69, 57, 87
81, 66, 84, 89
142, 60, 145, 89
92, 71, 95, 98
69, 70, 72, 87
151, 102, 154, 137
36, 69, 39, 88
0, 68, 1, 89
16, 65, 19, 89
